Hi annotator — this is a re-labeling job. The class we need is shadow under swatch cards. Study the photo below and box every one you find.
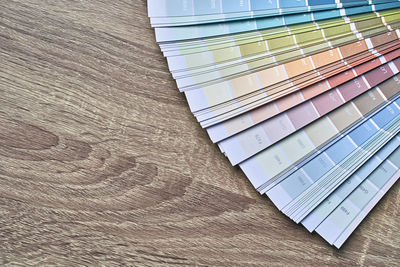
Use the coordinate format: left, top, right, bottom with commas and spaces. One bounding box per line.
147, 0, 400, 248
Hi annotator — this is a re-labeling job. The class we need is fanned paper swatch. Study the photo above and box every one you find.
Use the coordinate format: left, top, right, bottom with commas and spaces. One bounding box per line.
147, 0, 400, 248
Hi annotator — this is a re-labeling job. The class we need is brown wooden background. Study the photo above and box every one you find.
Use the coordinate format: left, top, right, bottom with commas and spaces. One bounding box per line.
1, 0, 399, 265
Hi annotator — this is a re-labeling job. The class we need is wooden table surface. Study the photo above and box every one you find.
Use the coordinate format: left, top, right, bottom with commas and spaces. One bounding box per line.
1, 1, 399, 265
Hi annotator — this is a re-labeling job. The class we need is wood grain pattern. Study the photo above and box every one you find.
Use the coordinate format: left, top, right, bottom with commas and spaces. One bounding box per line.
0, 1, 399, 265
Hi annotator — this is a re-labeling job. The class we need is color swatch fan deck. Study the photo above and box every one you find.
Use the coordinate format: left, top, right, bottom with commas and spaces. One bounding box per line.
147, 0, 400, 248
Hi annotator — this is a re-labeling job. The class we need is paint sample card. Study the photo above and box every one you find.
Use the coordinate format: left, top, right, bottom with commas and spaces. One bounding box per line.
241, 78, 400, 192
219, 59, 400, 165
314, 145, 400, 248
153, 2, 400, 41
148, 0, 400, 248
302, 134, 400, 232
207, 49, 400, 142
148, 0, 396, 27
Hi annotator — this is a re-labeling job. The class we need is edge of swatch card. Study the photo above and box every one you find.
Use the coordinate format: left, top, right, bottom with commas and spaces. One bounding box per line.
147, 0, 167, 17
206, 123, 230, 143
333, 169, 400, 248
217, 142, 225, 154
258, 92, 400, 196
147, 1, 358, 26
166, 55, 188, 72
146, 0, 390, 19
155, 27, 177, 43
266, 116, 396, 213
218, 136, 247, 165
301, 156, 378, 233
333, 167, 400, 248
301, 193, 344, 233
210, 59, 400, 167
291, 106, 400, 222
239, 156, 271, 190
152, 2, 400, 42
182, 33, 400, 111
315, 215, 340, 245
184, 88, 210, 113
313, 154, 400, 249
299, 134, 397, 233
204, 50, 400, 143
291, 133, 395, 225
265, 183, 293, 211
315, 198, 360, 246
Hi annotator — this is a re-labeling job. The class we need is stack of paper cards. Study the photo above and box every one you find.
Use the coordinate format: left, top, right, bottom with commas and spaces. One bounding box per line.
148, 0, 400, 248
